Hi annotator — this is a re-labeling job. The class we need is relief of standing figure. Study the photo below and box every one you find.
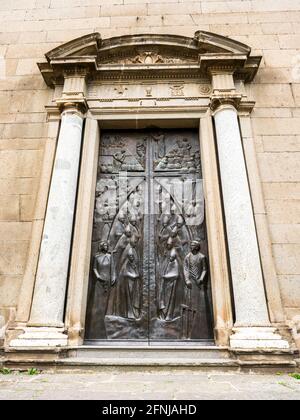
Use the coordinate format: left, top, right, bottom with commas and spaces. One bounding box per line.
158, 248, 179, 321
85, 241, 115, 339
93, 241, 115, 291
107, 247, 142, 320
182, 240, 208, 339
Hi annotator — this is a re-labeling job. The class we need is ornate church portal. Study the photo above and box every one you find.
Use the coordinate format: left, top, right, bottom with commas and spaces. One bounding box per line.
85, 129, 214, 342
8, 32, 290, 355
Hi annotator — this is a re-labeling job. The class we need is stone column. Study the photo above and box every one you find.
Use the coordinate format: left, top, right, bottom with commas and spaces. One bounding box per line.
65, 117, 100, 346
29, 104, 84, 325
10, 102, 85, 348
210, 71, 289, 349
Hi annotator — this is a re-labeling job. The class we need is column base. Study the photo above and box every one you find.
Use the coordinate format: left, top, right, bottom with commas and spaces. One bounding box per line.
230, 327, 290, 350
9, 327, 68, 348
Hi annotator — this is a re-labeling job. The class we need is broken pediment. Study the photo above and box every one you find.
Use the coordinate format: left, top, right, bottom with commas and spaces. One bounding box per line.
38, 31, 261, 87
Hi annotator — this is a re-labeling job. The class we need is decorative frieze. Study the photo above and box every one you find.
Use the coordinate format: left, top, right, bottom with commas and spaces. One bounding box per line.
170, 83, 185, 97
86, 82, 211, 103
114, 85, 128, 96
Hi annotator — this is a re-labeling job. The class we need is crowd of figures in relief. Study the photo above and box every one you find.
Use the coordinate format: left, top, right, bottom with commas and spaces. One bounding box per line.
85, 129, 213, 341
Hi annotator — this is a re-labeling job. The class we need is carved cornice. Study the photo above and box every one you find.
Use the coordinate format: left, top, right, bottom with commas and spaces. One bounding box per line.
46, 32, 101, 61
63, 68, 90, 78
237, 100, 256, 115
38, 32, 262, 87
194, 31, 251, 55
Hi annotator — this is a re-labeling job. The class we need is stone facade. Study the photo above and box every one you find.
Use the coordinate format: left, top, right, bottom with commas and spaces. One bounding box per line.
0, 0, 299, 362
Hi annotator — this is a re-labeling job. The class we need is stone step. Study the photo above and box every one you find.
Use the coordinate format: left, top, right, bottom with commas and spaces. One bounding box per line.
67, 345, 230, 361
2, 347, 298, 372
56, 357, 238, 368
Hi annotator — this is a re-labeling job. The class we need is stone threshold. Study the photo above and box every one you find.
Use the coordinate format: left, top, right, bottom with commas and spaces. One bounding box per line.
1, 346, 299, 373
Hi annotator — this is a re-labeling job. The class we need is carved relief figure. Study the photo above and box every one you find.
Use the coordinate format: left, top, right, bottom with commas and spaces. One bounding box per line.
100, 132, 146, 173
113, 212, 126, 242
107, 247, 142, 320
155, 137, 200, 173
136, 141, 146, 166
155, 195, 191, 325
152, 130, 166, 159
158, 215, 172, 247
128, 215, 140, 240
85, 241, 115, 339
93, 179, 118, 242
113, 149, 127, 171
114, 224, 133, 271
100, 179, 145, 327
93, 241, 115, 292
86, 129, 212, 341
184, 241, 207, 290
182, 241, 208, 339
158, 249, 179, 321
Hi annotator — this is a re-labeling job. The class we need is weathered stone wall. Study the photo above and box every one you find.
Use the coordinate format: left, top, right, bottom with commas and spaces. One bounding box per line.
0, 0, 299, 327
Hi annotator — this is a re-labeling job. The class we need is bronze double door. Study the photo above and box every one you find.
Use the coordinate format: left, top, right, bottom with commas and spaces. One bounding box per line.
85, 128, 213, 343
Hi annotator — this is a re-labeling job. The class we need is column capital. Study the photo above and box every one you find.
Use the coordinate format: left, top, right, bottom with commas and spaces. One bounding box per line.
210, 94, 243, 114
207, 67, 240, 113
56, 100, 87, 116
56, 69, 89, 115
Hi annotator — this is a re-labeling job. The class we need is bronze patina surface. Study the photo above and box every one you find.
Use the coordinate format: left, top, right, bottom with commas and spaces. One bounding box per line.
85, 129, 213, 343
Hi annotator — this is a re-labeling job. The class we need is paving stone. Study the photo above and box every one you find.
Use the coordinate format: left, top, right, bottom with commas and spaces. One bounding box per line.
1, 372, 300, 400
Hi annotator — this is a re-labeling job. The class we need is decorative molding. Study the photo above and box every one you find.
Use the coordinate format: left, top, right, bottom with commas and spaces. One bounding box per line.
145, 86, 153, 97
238, 100, 256, 115
38, 32, 262, 87
194, 31, 251, 55
56, 100, 87, 114
210, 94, 243, 113
199, 84, 212, 95
128, 51, 164, 64
88, 72, 206, 81
170, 84, 185, 97
114, 85, 128, 96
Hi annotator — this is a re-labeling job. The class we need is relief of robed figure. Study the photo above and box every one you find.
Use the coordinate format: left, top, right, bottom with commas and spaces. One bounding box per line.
182, 240, 212, 339
107, 246, 142, 320
85, 241, 116, 339
158, 248, 180, 321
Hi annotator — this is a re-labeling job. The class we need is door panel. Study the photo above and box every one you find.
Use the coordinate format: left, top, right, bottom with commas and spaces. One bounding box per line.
85, 129, 213, 343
